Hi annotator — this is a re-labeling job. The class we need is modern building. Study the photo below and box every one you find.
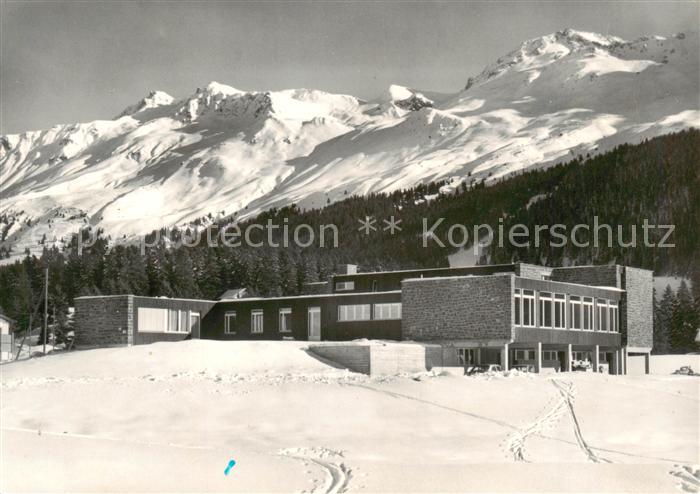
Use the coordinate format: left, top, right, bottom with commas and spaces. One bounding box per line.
74, 262, 654, 374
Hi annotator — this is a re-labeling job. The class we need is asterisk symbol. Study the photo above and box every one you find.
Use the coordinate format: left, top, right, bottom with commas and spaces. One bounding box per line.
383, 216, 402, 234
358, 216, 377, 235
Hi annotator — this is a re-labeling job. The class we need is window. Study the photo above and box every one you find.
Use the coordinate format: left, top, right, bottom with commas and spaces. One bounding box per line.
168, 309, 179, 332
338, 304, 371, 322
597, 299, 608, 331
137, 307, 168, 333
371, 280, 378, 292
569, 296, 582, 330
573, 351, 591, 362
251, 310, 264, 333
522, 290, 535, 327
279, 308, 292, 333
458, 348, 479, 365
514, 289, 522, 326
543, 350, 558, 361
515, 349, 535, 360
178, 310, 189, 333
582, 297, 594, 331
225, 311, 237, 334
138, 308, 197, 333
554, 294, 566, 329
335, 281, 355, 291
539, 292, 552, 328
373, 303, 401, 320
609, 301, 619, 332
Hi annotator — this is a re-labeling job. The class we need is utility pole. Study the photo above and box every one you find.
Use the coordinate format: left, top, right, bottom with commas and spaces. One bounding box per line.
43, 267, 49, 354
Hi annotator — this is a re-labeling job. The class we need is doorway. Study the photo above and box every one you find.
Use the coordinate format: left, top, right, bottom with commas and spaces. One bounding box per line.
308, 307, 321, 341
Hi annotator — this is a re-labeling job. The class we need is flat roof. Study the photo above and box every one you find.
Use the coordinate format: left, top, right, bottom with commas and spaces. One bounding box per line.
76, 291, 401, 304
402, 274, 504, 282
402, 274, 625, 293
218, 290, 402, 303
332, 263, 516, 278
75, 294, 217, 303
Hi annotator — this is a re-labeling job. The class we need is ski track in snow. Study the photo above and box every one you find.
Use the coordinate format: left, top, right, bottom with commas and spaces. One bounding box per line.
348, 383, 518, 430
352, 381, 688, 464
550, 379, 612, 463
279, 447, 351, 494
507, 381, 570, 461
670, 464, 700, 493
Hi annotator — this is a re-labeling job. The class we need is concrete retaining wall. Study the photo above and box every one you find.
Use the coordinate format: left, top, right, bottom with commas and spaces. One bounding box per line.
309, 342, 441, 375
370, 344, 428, 375
308, 344, 371, 373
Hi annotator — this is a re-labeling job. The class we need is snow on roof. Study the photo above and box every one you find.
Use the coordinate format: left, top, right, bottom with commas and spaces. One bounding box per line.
333, 263, 516, 278
227, 291, 402, 303
75, 294, 216, 303
219, 288, 248, 300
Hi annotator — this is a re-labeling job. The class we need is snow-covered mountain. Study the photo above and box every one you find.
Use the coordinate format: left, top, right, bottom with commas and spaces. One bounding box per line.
1, 29, 698, 260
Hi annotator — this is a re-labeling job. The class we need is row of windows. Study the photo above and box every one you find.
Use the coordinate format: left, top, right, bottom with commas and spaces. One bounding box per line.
137, 308, 201, 333
335, 281, 355, 291
514, 350, 559, 361
335, 280, 380, 292
337, 303, 402, 321
224, 303, 402, 334
225, 310, 271, 335
514, 289, 619, 332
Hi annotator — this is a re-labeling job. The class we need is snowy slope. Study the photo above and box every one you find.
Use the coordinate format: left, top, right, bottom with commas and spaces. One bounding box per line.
1, 29, 698, 260
1, 342, 698, 492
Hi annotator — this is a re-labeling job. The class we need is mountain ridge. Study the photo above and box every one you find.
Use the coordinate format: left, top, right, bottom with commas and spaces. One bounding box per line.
1, 29, 698, 262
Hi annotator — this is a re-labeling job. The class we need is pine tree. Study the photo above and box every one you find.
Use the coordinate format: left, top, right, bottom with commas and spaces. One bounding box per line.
654, 286, 674, 354
670, 281, 698, 353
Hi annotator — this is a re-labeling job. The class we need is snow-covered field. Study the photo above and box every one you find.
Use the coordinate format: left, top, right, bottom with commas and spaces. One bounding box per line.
1, 341, 698, 493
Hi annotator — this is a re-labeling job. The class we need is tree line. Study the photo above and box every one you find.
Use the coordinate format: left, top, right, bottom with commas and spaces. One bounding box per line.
0, 129, 698, 353
654, 281, 699, 354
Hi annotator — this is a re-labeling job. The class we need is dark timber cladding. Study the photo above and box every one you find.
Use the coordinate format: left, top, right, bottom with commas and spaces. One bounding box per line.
132, 296, 215, 344
201, 291, 402, 341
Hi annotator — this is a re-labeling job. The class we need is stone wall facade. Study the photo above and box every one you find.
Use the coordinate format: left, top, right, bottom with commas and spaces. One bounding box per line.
550, 265, 622, 288
516, 263, 553, 281
622, 267, 654, 349
401, 275, 513, 341
75, 295, 133, 347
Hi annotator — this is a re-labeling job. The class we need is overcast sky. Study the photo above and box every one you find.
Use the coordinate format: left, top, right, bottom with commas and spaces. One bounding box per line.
1, 1, 697, 134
